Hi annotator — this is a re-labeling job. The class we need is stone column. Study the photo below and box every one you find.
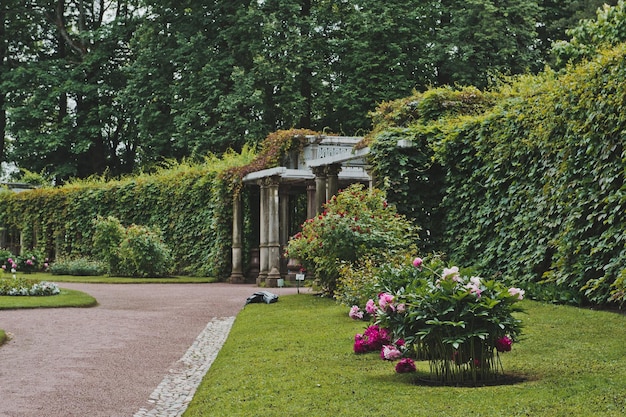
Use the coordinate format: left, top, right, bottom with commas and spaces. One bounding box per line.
266, 176, 282, 287
325, 163, 342, 202
257, 180, 269, 284
279, 185, 290, 277
312, 166, 327, 214
228, 192, 245, 283
306, 181, 317, 219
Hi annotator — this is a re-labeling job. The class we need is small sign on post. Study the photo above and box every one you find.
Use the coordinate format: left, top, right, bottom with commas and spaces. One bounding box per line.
295, 273, 305, 293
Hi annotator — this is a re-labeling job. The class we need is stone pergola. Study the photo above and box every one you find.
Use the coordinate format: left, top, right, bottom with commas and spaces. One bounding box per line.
228, 135, 371, 286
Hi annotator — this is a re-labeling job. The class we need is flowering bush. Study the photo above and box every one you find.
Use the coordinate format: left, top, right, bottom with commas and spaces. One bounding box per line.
0, 276, 60, 296
286, 184, 418, 295
352, 256, 525, 384
1, 249, 45, 274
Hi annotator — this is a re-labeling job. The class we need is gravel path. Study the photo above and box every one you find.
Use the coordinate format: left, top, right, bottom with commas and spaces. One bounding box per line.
0, 283, 304, 417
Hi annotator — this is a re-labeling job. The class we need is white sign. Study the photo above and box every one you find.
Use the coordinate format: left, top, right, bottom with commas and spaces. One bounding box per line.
295, 273, 305, 281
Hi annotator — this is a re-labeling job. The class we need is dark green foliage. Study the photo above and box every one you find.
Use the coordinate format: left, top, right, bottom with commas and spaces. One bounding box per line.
2, 1, 607, 179
369, 40, 626, 306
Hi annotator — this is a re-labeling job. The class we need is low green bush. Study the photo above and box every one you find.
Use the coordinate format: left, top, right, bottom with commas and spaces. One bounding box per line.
92, 215, 125, 273
115, 224, 173, 278
92, 216, 173, 278
49, 258, 108, 276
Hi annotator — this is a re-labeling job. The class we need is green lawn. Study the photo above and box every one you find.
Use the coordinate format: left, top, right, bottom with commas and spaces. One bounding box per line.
184, 295, 626, 417
0, 288, 97, 310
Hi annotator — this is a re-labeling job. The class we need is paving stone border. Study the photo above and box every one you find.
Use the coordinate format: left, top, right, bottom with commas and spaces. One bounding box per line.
134, 316, 236, 417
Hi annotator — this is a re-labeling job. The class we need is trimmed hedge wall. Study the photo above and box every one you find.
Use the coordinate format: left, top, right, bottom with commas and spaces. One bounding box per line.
0, 163, 232, 277
369, 45, 626, 306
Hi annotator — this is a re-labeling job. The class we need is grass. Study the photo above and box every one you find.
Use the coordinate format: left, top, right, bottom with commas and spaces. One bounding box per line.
184, 295, 626, 417
0, 288, 97, 310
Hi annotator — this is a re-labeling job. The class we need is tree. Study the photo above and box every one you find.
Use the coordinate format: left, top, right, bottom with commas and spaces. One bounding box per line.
3, 0, 139, 182
428, 0, 543, 88
551, 0, 626, 69
2, 0, 617, 179
537, 0, 619, 65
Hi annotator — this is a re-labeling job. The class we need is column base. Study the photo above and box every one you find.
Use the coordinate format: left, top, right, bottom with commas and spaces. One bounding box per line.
265, 267, 282, 288
228, 273, 246, 284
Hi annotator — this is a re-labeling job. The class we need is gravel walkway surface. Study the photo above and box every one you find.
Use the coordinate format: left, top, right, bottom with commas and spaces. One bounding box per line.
0, 283, 304, 417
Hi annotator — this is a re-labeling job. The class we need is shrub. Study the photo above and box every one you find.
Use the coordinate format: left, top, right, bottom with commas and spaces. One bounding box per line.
0, 249, 16, 273
286, 184, 418, 295
93, 216, 125, 273
92, 216, 173, 278
115, 224, 173, 278
49, 258, 108, 276
359, 256, 524, 385
16, 250, 44, 273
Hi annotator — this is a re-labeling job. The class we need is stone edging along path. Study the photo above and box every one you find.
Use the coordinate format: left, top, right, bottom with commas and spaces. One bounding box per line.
134, 316, 236, 417
0, 282, 304, 417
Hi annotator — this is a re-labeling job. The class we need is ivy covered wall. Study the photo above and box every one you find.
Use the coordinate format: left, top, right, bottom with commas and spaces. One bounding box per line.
369, 45, 626, 306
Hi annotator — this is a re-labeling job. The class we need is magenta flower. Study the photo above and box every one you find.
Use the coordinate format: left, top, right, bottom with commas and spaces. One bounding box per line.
412, 257, 423, 268
395, 358, 416, 373
354, 338, 368, 354
495, 336, 513, 352
349, 305, 364, 320
365, 299, 377, 315
381, 345, 403, 361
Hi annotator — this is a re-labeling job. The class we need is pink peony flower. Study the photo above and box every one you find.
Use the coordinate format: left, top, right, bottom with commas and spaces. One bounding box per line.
412, 257, 423, 268
395, 338, 405, 347
378, 292, 394, 310
508, 287, 525, 300
365, 299, 377, 315
396, 303, 406, 313
442, 266, 461, 281
381, 345, 403, 361
349, 305, 364, 320
395, 358, 416, 373
495, 336, 513, 352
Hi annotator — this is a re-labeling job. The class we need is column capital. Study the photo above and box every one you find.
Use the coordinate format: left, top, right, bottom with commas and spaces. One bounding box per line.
311, 165, 327, 177
325, 163, 342, 177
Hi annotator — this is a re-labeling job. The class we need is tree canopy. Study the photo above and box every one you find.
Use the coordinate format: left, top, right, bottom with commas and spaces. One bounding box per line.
0, 0, 617, 182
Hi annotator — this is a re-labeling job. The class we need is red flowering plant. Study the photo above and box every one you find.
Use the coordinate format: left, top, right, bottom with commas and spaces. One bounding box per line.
285, 183, 418, 295
355, 255, 525, 384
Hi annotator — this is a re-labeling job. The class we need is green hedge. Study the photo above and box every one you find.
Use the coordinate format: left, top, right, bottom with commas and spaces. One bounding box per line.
0, 131, 316, 279
0, 164, 229, 277
369, 45, 626, 306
